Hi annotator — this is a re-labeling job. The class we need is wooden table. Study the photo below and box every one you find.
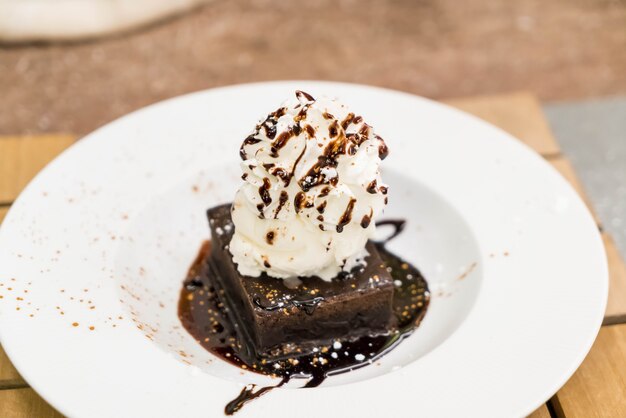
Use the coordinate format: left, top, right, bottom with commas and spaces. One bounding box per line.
1, 93, 625, 417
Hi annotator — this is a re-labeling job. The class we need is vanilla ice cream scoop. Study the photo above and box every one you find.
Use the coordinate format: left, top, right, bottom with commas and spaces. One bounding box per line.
229, 90, 389, 281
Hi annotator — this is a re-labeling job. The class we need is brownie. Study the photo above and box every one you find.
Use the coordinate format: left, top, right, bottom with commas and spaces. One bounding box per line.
206, 204, 395, 359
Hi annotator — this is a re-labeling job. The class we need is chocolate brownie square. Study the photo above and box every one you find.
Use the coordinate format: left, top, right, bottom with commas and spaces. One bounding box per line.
207, 204, 395, 358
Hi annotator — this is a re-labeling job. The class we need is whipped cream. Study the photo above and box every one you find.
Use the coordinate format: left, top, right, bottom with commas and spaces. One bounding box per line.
230, 91, 389, 281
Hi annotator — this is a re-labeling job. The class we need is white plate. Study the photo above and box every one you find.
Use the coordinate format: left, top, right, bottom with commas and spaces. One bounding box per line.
0, 82, 607, 418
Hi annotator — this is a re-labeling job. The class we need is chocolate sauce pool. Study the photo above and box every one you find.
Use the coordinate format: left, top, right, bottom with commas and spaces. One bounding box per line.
178, 220, 429, 415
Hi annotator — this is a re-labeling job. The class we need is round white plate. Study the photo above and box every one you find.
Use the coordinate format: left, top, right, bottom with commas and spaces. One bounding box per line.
0, 82, 607, 418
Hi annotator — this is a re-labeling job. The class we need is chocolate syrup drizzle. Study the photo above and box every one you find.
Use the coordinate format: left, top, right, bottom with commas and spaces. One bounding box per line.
253, 296, 325, 315
239, 91, 389, 211
179, 219, 429, 415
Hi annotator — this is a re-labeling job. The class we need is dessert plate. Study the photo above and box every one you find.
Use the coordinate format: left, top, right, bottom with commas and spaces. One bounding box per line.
0, 81, 607, 417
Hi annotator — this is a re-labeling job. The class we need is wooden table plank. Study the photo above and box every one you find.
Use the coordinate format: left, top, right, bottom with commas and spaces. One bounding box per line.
603, 234, 626, 325
0, 207, 8, 224
444, 92, 561, 157
0, 388, 63, 418
0, 135, 75, 204
0, 344, 24, 388
552, 324, 626, 418
527, 404, 552, 418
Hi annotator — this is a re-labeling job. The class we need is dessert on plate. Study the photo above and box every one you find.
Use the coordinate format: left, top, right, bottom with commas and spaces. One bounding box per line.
179, 90, 429, 412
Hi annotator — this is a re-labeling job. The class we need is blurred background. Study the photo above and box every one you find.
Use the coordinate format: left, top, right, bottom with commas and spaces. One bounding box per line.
0, 0, 625, 254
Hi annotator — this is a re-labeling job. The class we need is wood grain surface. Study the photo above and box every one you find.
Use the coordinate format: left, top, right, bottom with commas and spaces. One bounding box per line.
603, 234, 626, 325
0, 345, 23, 388
551, 324, 626, 418
0, 388, 64, 418
528, 404, 552, 418
443, 92, 561, 156
0, 135, 75, 203
1, 93, 624, 417
0, 207, 8, 224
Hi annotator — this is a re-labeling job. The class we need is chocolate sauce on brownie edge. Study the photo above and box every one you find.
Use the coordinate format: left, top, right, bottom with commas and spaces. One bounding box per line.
178, 215, 429, 415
